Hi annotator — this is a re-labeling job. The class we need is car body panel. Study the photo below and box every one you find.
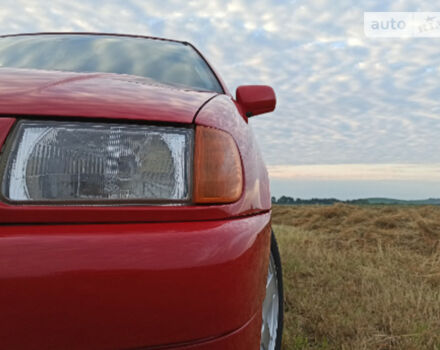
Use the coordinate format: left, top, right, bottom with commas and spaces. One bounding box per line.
158, 314, 261, 350
0, 68, 217, 124
0, 117, 15, 150
0, 213, 271, 349
194, 94, 271, 214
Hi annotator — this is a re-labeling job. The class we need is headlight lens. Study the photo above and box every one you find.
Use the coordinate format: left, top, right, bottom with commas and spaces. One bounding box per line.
1, 121, 193, 203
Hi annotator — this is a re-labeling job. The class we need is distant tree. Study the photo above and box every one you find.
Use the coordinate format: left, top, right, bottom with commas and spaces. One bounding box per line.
275, 197, 343, 205
278, 196, 294, 204
271, 196, 277, 204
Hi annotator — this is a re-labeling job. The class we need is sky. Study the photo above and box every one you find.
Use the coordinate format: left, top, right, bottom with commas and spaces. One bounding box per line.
0, 0, 439, 199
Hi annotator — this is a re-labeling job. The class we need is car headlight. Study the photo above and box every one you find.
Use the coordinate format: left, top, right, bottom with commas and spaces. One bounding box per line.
1, 120, 193, 203
1, 121, 243, 205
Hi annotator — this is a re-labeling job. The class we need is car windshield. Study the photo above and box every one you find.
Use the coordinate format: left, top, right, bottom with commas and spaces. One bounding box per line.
0, 34, 223, 93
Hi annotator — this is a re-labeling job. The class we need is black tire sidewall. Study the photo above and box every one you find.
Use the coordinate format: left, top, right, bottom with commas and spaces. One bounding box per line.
270, 230, 284, 350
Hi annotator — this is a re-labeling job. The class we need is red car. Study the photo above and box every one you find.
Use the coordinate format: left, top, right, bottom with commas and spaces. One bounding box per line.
0, 33, 283, 350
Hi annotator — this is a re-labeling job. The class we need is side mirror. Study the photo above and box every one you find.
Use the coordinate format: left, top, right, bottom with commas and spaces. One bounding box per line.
236, 85, 276, 117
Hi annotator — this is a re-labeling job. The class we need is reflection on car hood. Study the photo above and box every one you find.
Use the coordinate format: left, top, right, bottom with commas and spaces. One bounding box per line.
0, 68, 218, 123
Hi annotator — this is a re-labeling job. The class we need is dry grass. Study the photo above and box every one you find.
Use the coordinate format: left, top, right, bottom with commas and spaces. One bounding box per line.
273, 204, 440, 350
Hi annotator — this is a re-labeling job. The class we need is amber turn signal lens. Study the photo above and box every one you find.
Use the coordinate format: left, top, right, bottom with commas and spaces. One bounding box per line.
194, 126, 243, 203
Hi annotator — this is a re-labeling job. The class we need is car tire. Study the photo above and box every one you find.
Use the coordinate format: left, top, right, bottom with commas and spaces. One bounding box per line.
260, 230, 284, 350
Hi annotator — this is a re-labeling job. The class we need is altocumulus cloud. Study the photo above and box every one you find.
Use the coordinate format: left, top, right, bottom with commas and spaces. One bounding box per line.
1, 0, 439, 192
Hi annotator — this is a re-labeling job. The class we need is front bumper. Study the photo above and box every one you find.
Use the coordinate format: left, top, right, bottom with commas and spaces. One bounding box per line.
0, 213, 271, 349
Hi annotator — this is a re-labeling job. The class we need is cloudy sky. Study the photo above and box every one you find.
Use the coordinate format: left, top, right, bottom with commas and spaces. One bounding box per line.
1, 0, 439, 199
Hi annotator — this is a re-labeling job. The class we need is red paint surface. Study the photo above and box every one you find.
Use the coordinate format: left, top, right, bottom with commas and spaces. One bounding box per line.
0, 214, 271, 349
0, 68, 217, 124
236, 85, 276, 117
0, 117, 15, 149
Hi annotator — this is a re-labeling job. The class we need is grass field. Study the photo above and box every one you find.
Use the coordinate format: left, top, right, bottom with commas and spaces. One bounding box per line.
272, 204, 440, 350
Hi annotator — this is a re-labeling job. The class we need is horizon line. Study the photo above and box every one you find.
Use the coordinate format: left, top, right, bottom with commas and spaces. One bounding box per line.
267, 163, 440, 181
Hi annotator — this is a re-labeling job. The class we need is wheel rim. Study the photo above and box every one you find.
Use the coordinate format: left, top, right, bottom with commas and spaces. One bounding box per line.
260, 253, 279, 350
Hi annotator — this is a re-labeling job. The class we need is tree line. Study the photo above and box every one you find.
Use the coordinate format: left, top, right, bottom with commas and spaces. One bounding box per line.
272, 196, 371, 205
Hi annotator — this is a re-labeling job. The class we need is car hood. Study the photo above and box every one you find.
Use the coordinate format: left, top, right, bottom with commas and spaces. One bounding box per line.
0, 68, 218, 123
